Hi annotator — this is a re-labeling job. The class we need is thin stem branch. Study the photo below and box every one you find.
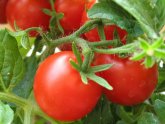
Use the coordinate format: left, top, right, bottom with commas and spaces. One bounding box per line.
93, 43, 137, 54
88, 40, 118, 47
24, 107, 32, 124
0, 74, 7, 92
0, 92, 28, 107
49, 19, 101, 47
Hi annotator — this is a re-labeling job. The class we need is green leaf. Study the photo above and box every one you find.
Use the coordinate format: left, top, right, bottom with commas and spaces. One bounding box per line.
88, 2, 143, 37
89, 64, 113, 73
83, 96, 114, 124
0, 101, 14, 124
116, 106, 134, 124
151, 93, 165, 103
154, 100, 165, 124
13, 56, 38, 98
0, 29, 25, 89
86, 73, 113, 90
137, 112, 160, 124
20, 34, 31, 49
113, 0, 165, 38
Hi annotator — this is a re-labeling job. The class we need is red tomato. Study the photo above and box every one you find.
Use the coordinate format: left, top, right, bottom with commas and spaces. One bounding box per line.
54, 0, 85, 32
6, 0, 51, 36
81, 3, 127, 44
0, 0, 8, 23
54, 0, 96, 33
34, 51, 102, 121
94, 54, 158, 106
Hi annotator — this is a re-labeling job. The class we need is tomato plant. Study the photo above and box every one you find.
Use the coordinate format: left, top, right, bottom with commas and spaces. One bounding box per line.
0, 0, 8, 23
1, 0, 165, 124
94, 54, 158, 106
34, 51, 102, 121
6, 0, 51, 36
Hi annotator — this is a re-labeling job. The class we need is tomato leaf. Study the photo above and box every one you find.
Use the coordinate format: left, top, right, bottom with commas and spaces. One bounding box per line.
116, 106, 135, 124
0, 101, 14, 124
83, 96, 114, 124
13, 56, 38, 98
137, 112, 160, 124
86, 73, 113, 90
113, 0, 165, 38
0, 29, 25, 90
154, 100, 165, 123
88, 2, 143, 37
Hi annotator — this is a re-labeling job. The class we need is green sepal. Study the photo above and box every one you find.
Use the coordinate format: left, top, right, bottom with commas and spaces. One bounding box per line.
89, 64, 113, 73
72, 42, 83, 66
143, 56, 155, 68
139, 39, 150, 50
80, 72, 88, 85
86, 73, 113, 90
42, 9, 52, 16
154, 49, 165, 58
131, 51, 146, 61
151, 38, 164, 49
70, 59, 81, 72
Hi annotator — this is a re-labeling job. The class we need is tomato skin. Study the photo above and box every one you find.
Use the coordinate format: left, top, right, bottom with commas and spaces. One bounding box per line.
54, 0, 85, 32
94, 54, 158, 106
6, 0, 51, 36
0, 0, 8, 23
34, 51, 102, 121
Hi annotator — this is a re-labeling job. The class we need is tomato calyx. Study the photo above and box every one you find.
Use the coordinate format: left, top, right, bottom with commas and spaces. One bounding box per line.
70, 42, 113, 90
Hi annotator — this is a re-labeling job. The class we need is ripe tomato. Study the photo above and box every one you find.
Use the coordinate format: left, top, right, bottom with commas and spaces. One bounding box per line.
81, 2, 127, 44
0, 0, 8, 23
94, 54, 158, 106
34, 51, 102, 121
54, 0, 96, 33
54, 0, 85, 32
6, 0, 51, 36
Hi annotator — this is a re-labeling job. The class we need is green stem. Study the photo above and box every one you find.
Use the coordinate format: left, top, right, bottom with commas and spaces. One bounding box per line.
93, 43, 136, 54
0, 92, 28, 107
88, 40, 118, 47
74, 19, 101, 37
74, 38, 93, 72
0, 74, 7, 92
25, 27, 42, 33
33, 105, 59, 124
97, 22, 106, 40
24, 106, 32, 124
50, 35, 73, 46
50, 0, 55, 11
49, 19, 101, 47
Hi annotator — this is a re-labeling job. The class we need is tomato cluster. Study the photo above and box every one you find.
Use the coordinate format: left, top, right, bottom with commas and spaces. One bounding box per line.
1, 0, 158, 122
